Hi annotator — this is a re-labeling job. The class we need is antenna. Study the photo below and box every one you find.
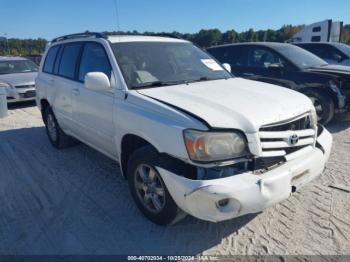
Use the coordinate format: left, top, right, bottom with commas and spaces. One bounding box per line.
113, 0, 121, 33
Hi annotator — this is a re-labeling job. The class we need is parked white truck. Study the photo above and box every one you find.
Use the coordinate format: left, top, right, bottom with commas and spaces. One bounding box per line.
36, 33, 332, 225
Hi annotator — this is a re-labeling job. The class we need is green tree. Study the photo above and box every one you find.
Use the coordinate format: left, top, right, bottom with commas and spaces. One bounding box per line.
192, 29, 222, 47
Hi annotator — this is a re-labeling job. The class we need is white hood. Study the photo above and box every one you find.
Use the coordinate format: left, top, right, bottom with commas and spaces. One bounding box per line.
137, 78, 313, 132
0, 72, 37, 86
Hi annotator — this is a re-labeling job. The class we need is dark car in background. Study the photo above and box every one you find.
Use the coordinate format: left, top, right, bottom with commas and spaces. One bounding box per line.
295, 42, 350, 66
207, 43, 350, 124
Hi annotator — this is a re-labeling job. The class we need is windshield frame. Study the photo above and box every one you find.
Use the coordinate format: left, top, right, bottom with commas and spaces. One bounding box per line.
0, 59, 39, 75
274, 44, 328, 70
109, 41, 233, 90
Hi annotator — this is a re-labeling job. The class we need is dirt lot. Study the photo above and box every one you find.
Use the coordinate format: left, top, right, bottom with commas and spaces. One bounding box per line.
0, 102, 349, 255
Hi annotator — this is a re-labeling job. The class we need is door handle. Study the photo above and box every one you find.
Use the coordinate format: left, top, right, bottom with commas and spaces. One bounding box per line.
73, 88, 80, 95
243, 73, 255, 77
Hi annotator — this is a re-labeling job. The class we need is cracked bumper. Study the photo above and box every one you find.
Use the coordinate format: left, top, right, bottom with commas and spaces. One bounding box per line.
157, 127, 333, 222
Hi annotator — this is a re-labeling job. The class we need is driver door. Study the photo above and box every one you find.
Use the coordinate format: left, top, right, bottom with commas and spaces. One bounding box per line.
71, 42, 116, 157
243, 46, 287, 86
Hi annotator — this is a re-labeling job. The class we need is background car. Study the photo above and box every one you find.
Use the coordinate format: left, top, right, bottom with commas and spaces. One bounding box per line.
295, 42, 350, 66
207, 42, 349, 124
0, 56, 38, 103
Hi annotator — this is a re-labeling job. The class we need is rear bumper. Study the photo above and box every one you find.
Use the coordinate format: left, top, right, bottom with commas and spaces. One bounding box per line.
157, 126, 332, 222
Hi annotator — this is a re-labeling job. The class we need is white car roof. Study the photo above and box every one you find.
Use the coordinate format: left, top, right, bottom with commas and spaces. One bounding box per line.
107, 35, 188, 44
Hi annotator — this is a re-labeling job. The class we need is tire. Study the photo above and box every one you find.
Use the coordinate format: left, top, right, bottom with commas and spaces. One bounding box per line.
44, 107, 77, 149
304, 90, 335, 125
127, 145, 180, 225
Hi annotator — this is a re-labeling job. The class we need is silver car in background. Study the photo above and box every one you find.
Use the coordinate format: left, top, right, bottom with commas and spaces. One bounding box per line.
0, 56, 38, 103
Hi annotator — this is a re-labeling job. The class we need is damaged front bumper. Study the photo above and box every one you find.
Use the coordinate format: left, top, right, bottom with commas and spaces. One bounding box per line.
157, 126, 333, 222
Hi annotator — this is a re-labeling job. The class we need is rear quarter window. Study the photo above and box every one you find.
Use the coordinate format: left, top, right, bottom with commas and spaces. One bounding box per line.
43, 46, 60, 74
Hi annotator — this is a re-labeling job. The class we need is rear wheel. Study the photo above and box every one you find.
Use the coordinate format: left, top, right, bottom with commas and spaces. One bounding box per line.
127, 146, 181, 225
305, 90, 334, 125
44, 107, 77, 149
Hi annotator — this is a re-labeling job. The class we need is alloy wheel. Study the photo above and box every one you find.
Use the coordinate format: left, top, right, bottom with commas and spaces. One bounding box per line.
134, 164, 166, 213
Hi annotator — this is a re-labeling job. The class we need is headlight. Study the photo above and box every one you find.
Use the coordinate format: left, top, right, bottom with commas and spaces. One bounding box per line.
0, 82, 12, 89
0, 82, 12, 95
183, 129, 248, 162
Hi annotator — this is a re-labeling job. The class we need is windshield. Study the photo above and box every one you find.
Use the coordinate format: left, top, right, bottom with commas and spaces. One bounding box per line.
275, 44, 328, 69
335, 43, 350, 58
0, 60, 38, 74
111, 42, 231, 89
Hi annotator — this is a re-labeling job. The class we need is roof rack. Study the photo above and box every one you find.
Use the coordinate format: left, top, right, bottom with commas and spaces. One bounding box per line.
51, 31, 107, 43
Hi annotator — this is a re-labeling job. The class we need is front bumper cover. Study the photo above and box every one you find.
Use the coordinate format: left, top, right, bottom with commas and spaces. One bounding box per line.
6, 87, 36, 103
157, 126, 333, 222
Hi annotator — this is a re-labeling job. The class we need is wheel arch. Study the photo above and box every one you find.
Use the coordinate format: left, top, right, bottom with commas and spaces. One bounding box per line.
299, 86, 338, 109
120, 134, 159, 179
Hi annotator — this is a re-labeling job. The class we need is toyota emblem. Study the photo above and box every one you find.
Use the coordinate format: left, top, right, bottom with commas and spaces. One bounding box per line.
289, 134, 299, 146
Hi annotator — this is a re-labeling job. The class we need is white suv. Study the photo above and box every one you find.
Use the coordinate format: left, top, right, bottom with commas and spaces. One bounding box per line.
36, 32, 333, 225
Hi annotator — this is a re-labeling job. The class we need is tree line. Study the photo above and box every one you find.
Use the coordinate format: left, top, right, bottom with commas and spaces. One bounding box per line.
1, 24, 350, 56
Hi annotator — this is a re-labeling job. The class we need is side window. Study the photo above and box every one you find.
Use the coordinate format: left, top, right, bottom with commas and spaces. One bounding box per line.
209, 46, 247, 67
323, 46, 344, 61
43, 46, 59, 74
311, 36, 321, 42
312, 26, 321, 32
226, 46, 248, 67
248, 48, 282, 68
301, 44, 323, 56
78, 42, 112, 82
207, 47, 228, 62
53, 46, 64, 74
58, 43, 82, 79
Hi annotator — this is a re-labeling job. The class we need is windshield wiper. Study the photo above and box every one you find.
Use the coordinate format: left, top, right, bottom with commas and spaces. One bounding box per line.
131, 77, 228, 89
185, 76, 228, 84
131, 81, 171, 89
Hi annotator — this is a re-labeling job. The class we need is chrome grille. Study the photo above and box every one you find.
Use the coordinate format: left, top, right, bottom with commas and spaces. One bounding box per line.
259, 114, 316, 157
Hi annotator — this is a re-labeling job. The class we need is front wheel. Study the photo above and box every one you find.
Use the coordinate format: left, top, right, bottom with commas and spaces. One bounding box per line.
305, 90, 335, 125
127, 146, 181, 225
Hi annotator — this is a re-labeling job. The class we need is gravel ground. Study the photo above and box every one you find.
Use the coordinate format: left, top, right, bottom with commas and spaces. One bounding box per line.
0, 102, 349, 255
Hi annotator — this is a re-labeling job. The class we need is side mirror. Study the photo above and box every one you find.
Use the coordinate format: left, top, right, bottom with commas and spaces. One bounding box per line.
85, 72, 110, 91
222, 63, 231, 73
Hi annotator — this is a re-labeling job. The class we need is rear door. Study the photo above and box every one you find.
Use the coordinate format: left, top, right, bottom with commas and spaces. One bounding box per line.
53, 42, 83, 130
37, 45, 60, 111
71, 41, 116, 157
